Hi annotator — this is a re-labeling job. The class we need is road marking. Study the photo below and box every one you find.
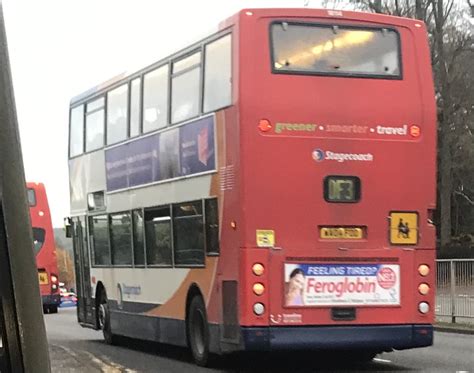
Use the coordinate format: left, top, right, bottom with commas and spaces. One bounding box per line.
98, 352, 138, 373
52, 344, 80, 360
82, 350, 138, 372
374, 357, 392, 363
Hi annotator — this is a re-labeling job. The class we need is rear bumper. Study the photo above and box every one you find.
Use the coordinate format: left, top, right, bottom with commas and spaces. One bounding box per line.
42, 294, 61, 306
242, 324, 433, 352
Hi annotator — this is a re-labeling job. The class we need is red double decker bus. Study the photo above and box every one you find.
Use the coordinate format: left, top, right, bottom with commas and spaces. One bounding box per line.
27, 182, 60, 313
68, 8, 436, 366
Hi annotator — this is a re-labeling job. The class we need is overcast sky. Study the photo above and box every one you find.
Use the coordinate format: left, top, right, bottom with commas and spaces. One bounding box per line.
3, 0, 327, 227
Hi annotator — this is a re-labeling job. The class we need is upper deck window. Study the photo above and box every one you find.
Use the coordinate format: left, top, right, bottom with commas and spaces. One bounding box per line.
107, 84, 128, 145
143, 65, 168, 133
27, 188, 36, 207
271, 22, 400, 78
171, 51, 201, 124
130, 78, 141, 138
204, 34, 232, 113
70, 105, 84, 157
86, 97, 105, 152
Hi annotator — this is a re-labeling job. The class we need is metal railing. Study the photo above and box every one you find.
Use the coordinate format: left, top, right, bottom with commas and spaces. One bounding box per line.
436, 259, 474, 323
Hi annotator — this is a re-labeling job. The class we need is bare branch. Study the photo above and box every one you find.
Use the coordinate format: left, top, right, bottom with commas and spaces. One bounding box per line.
442, 0, 455, 25
468, 0, 474, 16
395, 0, 401, 16
416, 0, 424, 19
454, 191, 474, 205
429, 0, 439, 21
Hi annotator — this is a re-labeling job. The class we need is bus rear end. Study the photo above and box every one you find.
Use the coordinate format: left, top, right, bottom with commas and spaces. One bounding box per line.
27, 182, 60, 313
238, 9, 436, 355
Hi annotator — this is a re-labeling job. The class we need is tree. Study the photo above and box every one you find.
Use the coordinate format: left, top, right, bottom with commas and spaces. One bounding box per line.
324, 0, 474, 253
57, 246, 75, 291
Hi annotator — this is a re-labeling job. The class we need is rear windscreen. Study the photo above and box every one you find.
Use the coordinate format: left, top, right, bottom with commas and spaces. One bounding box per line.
271, 22, 401, 78
32, 227, 45, 255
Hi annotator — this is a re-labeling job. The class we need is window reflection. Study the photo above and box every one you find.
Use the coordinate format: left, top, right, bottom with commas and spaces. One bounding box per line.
272, 23, 400, 77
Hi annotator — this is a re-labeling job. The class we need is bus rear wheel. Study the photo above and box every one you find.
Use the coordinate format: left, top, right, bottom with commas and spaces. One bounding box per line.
98, 291, 117, 345
187, 296, 210, 366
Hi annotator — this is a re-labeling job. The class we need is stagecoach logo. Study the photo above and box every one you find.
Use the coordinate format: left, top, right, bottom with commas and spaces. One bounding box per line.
312, 149, 374, 163
312, 149, 325, 162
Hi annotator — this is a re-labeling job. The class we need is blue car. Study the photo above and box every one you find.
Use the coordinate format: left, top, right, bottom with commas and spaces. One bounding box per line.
60, 292, 77, 307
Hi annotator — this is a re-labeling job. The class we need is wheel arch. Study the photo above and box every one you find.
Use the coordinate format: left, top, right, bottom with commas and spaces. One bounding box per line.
94, 281, 106, 328
185, 283, 205, 342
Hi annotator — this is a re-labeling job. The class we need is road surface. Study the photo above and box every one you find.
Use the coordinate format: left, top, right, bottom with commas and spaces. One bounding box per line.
46, 308, 474, 372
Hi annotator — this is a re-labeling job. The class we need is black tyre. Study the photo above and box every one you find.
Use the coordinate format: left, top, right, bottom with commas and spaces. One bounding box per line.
187, 296, 210, 366
49, 305, 58, 314
98, 291, 117, 345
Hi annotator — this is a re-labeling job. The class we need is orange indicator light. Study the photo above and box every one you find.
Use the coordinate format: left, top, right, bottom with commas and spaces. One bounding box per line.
253, 283, 265, 296
418, 264, 430, 277
418, 283, 430, 295
252, 263, 265, 276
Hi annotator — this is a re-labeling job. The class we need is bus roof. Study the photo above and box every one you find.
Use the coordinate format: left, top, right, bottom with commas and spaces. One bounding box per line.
69, 7, 424, 107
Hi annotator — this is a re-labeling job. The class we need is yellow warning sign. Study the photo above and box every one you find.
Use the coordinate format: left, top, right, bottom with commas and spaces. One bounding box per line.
256, 230, 275, 247
38, 271, 49, 285
390, 212, 418, 245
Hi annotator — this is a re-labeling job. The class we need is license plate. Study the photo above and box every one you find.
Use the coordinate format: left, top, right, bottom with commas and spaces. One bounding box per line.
320, 227, 363, 239
38, 272, 49, 285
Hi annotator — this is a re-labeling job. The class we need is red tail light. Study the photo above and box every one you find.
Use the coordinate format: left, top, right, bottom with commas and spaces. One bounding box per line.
258, 119, 272, 132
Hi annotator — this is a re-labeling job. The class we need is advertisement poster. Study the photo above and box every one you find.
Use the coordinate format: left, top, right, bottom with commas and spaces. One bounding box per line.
180, 116, 215, 176
105, 116, 215, 191
284, 263, 400, 307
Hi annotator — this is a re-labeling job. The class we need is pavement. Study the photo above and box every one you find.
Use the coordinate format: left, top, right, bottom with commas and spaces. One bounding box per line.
434, 321, 474, 335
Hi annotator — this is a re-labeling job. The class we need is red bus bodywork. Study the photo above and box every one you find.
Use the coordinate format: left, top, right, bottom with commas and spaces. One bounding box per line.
208, 8, 436, 353
27, 182, 61, 312
68, 8, 436, 359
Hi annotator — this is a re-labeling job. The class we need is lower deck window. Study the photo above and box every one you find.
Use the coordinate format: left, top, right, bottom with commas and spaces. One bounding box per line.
110, 212, 132, 265
89, 215, 110, 265
133, 209, 145, 266
87, 198, 218, 268
205, 198, 219, 254
173, 201, 204, 266
145, 207, 173, 266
